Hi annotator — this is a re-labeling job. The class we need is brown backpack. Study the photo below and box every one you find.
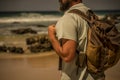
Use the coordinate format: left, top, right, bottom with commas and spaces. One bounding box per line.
69, 9, 120, 74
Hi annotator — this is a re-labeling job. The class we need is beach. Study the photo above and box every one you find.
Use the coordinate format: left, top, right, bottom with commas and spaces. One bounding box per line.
0, 51, 120, 80
0, 51, 60, 80
0, 11, 120, 80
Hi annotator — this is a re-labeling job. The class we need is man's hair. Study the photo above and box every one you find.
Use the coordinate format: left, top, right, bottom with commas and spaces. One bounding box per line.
72, 0, 82, 2
59, 0, 82, 12
73, 0, 78, 1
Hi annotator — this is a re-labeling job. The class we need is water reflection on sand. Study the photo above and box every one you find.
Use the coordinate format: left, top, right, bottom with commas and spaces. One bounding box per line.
0, 52, 60, 80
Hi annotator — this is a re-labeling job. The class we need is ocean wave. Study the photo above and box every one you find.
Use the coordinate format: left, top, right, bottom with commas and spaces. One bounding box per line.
0, 13, 61, 24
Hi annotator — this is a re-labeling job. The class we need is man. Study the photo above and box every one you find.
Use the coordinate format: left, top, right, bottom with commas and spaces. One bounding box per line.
48, 0, 105, 80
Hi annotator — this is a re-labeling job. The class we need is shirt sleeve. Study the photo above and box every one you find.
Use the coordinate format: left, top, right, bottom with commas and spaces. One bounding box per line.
55, 13, 77, 41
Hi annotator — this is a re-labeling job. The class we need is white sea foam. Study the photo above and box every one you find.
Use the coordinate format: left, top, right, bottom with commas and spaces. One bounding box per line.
98, 15, 105, 19
0, 13, 61, 24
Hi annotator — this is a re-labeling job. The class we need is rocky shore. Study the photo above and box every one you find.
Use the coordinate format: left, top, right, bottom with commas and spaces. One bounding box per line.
0, 34, 53, 54
0, 13, 120, 80
0, 13, 120, 55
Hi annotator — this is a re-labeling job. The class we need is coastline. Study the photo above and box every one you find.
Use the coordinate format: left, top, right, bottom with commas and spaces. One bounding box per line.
0, 51, 120, 80
0, 51, 56, 59
0, 11, 120, 80
0, 51, 60, 80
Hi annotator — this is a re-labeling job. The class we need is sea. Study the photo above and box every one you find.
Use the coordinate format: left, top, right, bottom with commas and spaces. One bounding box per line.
0, 11, 62, 35
0, 10, 120, 36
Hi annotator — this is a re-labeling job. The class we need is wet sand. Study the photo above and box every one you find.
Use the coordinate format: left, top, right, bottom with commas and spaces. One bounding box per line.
0, 51, 60, 80
0, 51, 120, 80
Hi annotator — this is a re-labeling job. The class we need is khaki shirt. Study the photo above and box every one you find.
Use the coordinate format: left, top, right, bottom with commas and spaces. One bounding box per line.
56, 3, 89, 53
55, 3, 90, 79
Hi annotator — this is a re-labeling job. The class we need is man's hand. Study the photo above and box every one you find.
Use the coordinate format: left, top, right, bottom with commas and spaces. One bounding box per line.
48, 24, 56, 41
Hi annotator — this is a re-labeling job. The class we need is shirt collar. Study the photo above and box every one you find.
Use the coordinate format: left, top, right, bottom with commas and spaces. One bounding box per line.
65, 3, 85, 13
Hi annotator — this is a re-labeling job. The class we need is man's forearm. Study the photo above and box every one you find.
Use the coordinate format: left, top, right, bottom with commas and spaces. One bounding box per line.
48, 25, 63, 57
50, 35, 62, 55
48, 25, 75, 62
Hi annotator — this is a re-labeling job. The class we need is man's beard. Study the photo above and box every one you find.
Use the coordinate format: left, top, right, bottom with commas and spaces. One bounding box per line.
59, 0, 71, 12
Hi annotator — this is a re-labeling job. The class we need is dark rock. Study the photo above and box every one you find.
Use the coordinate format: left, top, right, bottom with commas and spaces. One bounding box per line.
0, 45, 7, 52
26, 35, 53, 53
26, 35, 48, 45
8, 46, 24, 54
14, 47, 24, 54
28, 43, 42, 53
11, 28, 37, 34
26, 36, 39, 45
12, 21, 21, 24
36, 24, 47, 27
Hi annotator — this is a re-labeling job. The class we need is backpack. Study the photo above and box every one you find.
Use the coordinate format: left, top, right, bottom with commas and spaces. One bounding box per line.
69, 9, 120, 74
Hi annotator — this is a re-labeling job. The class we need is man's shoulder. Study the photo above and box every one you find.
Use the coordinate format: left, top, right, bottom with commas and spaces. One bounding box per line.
64, 10, 87, 23
67, 3, 90, 14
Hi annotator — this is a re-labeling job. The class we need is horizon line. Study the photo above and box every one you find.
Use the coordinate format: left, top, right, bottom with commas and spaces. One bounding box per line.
0, 9, 120, 13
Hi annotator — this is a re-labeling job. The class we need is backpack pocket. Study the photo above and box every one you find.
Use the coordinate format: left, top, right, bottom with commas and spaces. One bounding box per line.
86, 42, 101, 73
86, 42, 101, 66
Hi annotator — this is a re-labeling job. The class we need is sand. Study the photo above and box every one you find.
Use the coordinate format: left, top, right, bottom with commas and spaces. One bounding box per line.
0, 51, 60, 80
0, 51, 120, 80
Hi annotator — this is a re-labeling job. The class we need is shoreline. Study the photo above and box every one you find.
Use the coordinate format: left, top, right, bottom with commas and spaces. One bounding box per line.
0, 50, 120, 80
0, 51, 57, 59
0, 51, 60, 80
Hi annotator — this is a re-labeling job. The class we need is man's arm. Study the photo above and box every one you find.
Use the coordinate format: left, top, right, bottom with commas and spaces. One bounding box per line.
48, 25, 77, 62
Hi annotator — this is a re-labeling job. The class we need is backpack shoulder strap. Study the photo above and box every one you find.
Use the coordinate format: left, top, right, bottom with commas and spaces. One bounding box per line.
69, 9, 98, 28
